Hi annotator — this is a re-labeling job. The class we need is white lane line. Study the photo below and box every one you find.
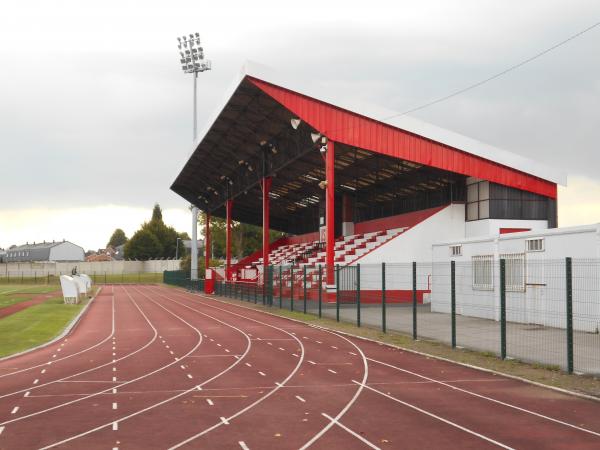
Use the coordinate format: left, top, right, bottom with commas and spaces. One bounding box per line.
0, 291, 154, 402
354, 382, 513, 449
322, 413, 381, 450
216, 343, 221, 347
112, 388, 117, 394
258, 371, 266, 377
57, 348, 61, 352
316, 341, 322, 344
41, 369, 46, 374
187, 374, 193, 379
112, 422, 118, 431
295, 395, 306, 403
0, 286, 165, 427
196, 386, 203, 391
308, 360, 316, 365
292, 353, 299, 357
225, 349, 230, 353
330, 346, 338, 350
328, 369, 337, 374
112, 402, 118, 410
245, 363, 252, 367
299, 329, 368, 450
348, 351, 357, 356
0, 292, 115, 381
24, 391, 30, 397
52, 355, 56, 358
239, 441, 250, 450
267, 342, 273, 346
112, 367, 116, 372
368, 358, 600, 438
220, 417, 229, 425
33, 379, 39, 385
206, 399, 214, 406
169, 350, 174, 355
11, 406, 19, 414
165, 291, 306, 450
180, 365, 186, 370
0, 426, 4, 435
278, 347, 285, 351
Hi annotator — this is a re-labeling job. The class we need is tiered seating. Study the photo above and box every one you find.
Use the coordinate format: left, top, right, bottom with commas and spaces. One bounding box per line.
246, 241, 322, 270
277, 227, 408, 290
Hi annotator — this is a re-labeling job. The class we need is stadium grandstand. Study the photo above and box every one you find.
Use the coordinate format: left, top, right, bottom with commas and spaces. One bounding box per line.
171, 61, 566, 301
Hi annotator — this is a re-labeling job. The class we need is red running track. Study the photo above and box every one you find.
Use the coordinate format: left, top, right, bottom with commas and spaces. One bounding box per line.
0, 284, 599, 449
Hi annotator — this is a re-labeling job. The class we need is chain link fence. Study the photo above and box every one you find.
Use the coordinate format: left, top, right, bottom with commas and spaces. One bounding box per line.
170, 259, 600, 376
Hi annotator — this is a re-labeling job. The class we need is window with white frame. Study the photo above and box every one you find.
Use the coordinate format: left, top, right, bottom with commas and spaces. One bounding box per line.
472, 255, 494, 290
526, 238, 544, 252
501, 253, 526, 292
450, 245, 462, 257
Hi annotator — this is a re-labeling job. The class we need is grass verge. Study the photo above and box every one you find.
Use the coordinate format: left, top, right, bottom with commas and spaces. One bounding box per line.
0, 292, 95, 358
169, 286, 600, 399
0, 285, 59, 309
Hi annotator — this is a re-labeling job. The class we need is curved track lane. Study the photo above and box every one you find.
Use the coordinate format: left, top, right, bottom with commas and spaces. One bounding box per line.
1, 284, 600, 450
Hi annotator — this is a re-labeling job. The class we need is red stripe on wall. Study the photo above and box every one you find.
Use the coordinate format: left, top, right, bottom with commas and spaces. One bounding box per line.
248, 77, 557, 199
499, 228, 531, 234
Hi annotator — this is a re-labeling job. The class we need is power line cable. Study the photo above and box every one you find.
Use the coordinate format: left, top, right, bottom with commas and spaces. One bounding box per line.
387, 20, 600, 119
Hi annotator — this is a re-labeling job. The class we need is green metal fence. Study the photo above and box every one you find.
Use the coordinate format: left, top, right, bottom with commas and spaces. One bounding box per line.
163, 270, 205, 292
0, 271, 163, 285
205, 259, 600, 377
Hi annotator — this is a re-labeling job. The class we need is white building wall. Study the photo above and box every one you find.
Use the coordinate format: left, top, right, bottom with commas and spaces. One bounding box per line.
432, 225, 600, 332
0, 260, 182, 276
465, 219, 548, 238
49, 242, 85, 262
354, 204, 465, 291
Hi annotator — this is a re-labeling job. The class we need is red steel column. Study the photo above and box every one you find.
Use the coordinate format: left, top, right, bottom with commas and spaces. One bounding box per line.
262, 177, 272, 279
226, 199, 233, 280
326, 140, 335, 287
204, 212, 211, 277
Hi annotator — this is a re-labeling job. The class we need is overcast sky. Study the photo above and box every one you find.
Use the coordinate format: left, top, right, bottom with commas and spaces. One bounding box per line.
1, 0, 599, 250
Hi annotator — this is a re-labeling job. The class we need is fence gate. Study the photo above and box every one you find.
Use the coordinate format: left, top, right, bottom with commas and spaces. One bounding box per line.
337, 265, 358, 304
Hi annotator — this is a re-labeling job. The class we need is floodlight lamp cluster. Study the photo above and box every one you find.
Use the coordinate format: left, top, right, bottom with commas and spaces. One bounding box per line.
290, 117, 327, 153
177, 32, 211, 74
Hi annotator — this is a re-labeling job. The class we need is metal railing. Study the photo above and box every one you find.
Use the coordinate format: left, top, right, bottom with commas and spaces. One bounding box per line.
0, 272, 164, 285
196, 259, 600, 376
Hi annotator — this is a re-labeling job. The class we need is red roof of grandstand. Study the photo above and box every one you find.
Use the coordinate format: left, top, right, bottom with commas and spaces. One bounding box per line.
171, 61, 565, 233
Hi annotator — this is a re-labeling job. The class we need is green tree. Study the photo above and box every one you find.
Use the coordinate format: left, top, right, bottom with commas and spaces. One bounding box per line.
123, 203, 191, 260
198, 214, 285, 260
124, 229, 162, 260
179, 255, 220, 274
151, 203, 162, 222
107, 228, 128, 248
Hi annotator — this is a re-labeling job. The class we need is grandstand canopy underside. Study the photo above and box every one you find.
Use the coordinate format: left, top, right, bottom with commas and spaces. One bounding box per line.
172, 65, 561, 235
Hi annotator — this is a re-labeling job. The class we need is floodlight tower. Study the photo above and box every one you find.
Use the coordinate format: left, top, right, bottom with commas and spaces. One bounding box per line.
177, 32, 211, 281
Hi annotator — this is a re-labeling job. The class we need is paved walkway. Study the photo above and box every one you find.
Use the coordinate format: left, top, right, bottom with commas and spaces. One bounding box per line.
280, 300, 600, 375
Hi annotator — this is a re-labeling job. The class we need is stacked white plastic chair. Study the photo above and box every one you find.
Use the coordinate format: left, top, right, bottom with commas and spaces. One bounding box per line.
60, 275, 80, 304
80, 274, 93, 294
72, 275, 88, 297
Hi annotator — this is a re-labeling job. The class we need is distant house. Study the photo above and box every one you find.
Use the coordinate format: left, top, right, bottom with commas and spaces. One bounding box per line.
114, 244, 125, 261
5, 241, 85, 262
